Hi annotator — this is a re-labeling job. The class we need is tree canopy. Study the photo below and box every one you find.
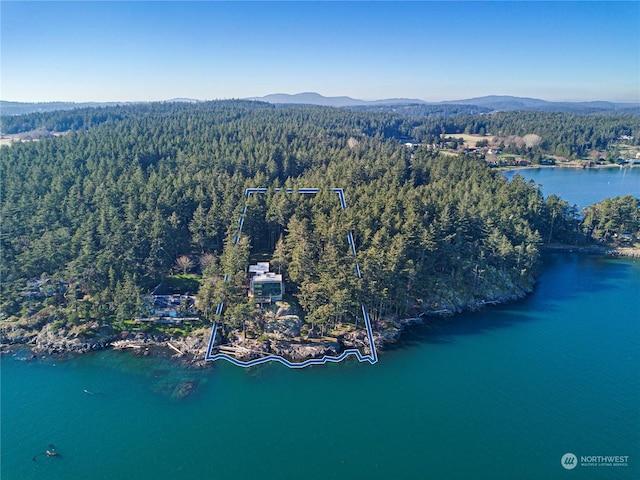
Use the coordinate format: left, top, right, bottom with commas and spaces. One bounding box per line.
1, 101, 636, 328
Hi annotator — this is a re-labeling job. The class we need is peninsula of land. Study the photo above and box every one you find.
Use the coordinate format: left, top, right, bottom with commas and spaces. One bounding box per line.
2, 101, 639, 366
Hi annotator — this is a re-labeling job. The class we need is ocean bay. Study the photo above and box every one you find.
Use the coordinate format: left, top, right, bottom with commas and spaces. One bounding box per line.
2, 254, 639, 479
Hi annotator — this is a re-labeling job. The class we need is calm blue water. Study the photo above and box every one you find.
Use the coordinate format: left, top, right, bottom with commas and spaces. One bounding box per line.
504, 167, 640, 208
2, 254, 639, 479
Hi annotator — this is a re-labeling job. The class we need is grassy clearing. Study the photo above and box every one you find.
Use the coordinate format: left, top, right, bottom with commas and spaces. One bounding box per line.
439, 150, 459, 157
162, 274, 202, 293
117, 318, 207, 337
442, 133, 492, 149
446, 133, 490, 146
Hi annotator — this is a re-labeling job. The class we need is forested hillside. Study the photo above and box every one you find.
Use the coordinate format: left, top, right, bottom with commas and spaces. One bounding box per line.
4, 103, 639, 159
412, 111, 640, 158
0, 101, 634, 332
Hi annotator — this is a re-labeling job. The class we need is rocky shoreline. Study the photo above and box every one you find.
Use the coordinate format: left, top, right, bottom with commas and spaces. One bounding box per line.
0, 320, 215, 368
9, 243, 636, 366
541, 244, 640, 258
1, 288, 532, 367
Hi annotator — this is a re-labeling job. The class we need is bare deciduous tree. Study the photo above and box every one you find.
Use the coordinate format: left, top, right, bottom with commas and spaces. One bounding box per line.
522, 133, 542, 149
176, 255, 194, 274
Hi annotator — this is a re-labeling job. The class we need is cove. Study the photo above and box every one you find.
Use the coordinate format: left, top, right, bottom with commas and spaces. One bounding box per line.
504, 166, 640, 207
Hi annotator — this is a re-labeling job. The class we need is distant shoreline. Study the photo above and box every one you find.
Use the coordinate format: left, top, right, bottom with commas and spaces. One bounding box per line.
502, 163, 640, 173
542, 243, 640, 258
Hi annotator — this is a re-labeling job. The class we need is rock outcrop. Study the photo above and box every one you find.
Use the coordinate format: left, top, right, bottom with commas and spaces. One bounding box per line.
32, 324, 115, 355
268, 340, 340, 362
265, 315, 303, 338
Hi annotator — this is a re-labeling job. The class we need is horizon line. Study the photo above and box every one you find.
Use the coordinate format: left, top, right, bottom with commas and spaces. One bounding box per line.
2, 92, 639, 106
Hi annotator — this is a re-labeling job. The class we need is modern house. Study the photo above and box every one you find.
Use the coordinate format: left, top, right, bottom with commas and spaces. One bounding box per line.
139, 283, 198, 321
248, 262, 284, 302
149, 294, 185, 318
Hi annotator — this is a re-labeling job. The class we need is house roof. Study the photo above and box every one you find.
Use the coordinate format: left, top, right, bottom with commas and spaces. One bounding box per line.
249, 262, 270, 274
253, 272, 282, 282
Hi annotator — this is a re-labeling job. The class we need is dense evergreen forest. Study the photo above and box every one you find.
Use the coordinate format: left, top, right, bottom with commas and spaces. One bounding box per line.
1, 101, 638, 333
4, 103, 639, 159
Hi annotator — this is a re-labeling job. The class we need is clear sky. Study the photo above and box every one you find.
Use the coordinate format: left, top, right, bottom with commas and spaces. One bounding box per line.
1, 1, 639, 103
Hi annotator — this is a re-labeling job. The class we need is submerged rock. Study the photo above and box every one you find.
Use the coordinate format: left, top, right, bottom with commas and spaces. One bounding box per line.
172, 380, 198, 399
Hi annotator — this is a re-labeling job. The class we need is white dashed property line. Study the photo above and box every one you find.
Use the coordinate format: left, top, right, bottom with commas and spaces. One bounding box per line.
205, 187, 378, 368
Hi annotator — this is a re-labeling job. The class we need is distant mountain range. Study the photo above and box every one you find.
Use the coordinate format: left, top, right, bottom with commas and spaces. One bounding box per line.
246, 92, 428, 107
440, 95, 640, 113
2, 93, 638, 116
0, 101, 129, 116
249, 93, 640, 113
0, 98, 197, 116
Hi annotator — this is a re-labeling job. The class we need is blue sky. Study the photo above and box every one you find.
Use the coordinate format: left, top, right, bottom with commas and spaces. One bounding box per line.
1, 1, 639, 103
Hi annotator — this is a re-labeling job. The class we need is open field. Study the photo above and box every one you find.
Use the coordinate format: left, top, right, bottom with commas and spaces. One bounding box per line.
444, 133, 491, 146
0, 136, 21, 146
0, 130, 69, 146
